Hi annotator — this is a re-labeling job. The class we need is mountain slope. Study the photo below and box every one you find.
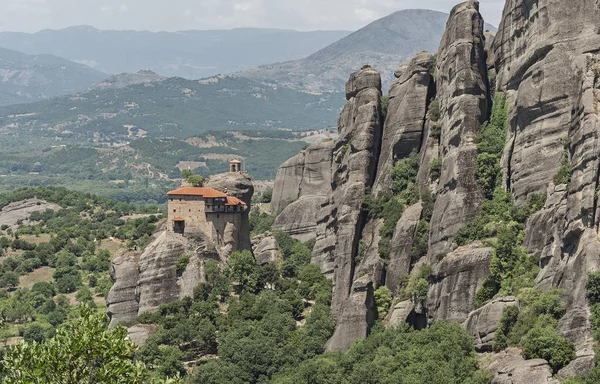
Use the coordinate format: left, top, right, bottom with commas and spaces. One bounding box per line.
0, 27, 351, 80
240, 9, 495, 91
0, 74, 344, 141
0, 47, 107, 106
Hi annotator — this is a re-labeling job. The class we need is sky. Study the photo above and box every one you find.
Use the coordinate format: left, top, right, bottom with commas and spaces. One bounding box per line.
1, 0, 505, 33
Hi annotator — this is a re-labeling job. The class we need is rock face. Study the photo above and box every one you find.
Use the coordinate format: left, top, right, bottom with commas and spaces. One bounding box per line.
492, 0, 600, 365
265, 0, 600, 371
251, 233, 281, 266
427, 243, 493, 324
271, 140, 334, 240
428, 1, 488, 258
463, 296, 518, 352
107, 249, 142, 326
312, 67, 382, 352
373, 52, 435, 196
0, 199, 61, 230
493, 0, 600, 205
108, 228, 220, 326
485, 348, 559, 384
205, 172, 254, 252
386, 202, 422, 295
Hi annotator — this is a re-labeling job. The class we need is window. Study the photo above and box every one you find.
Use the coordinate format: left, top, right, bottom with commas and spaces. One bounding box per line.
217, 214, 220, 219
173, 209, 176, 212
189, 209, 191, 212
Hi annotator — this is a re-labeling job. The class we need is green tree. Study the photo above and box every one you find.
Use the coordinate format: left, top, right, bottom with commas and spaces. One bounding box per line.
1, 306, 155, 384
227, 250, 259, 293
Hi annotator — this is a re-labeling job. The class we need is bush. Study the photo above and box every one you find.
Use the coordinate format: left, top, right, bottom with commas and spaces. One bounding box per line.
586, 271, 600, 305
430, 123, 442, 140
428, 99, 441, 122
522, 326, 575, 373
373, 286, 393, 319
176, 254, 191, 277
553, 139, 571, 186
429, 158, 442, 180
260, 188, 273, 203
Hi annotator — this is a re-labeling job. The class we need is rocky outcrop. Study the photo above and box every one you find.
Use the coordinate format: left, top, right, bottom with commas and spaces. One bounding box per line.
463, 296, 518, 352
271, 140, 334, 240
493, 0, 600, 205
372, 52, 435, 196
387, 300, 427, 330
313, 67, 382, 351
386, 203, 422, 295
127, 324, 157, 347
251, 233, 281, 266
107, 249, 142, 326
428, 1, 488, 258
485, 348, 559, 384
427, 243, 493, 324
107, 231, 220, 325
0, 199, 61, 230
205, 172, 254, 252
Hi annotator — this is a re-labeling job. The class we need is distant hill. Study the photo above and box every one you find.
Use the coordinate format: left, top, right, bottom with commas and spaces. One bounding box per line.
0, 47, 107, 106
239, 9, 496, 91
0, 27, 351, 79
0, 74, 344, 141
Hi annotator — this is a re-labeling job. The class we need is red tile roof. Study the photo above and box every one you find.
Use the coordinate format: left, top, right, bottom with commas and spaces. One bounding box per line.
226, 196, 246, 206
167, 187, 228, 198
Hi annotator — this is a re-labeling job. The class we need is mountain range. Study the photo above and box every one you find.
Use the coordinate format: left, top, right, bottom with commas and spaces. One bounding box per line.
0, 47, 107, 106
0, 27, 351, 79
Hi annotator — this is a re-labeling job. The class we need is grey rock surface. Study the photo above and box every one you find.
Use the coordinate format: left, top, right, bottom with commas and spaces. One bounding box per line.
313, 67, 382, 351
271, 140, 334, 240
386, 202, 422, 295
427, 243, 493, 324
0, 199, 61, 230
108, 230, 220, 325
127, 324, 157, 347
486, 348, 559, 384
428, 1, 488, 258
463, 296, 518, 352
252, 233, 281, 266
373, 52, 434, 196
107, 249, 142, 327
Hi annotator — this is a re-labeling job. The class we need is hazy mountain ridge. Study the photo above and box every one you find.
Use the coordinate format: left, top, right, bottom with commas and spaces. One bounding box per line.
0, 27, 351, 80
0, 47, 107, 106
0, 74, 344, 141
239, 9, 496, 91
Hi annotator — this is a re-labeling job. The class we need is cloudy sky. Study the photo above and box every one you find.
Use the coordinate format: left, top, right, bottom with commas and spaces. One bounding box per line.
1, 0, 505, 33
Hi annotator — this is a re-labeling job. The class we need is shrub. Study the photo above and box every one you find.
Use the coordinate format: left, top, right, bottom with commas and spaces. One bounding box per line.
361, 64, 372, 70
553, 138, 571, 186
260, 188, 273, 203
373, 286, 393, 319
381, 94, 390, 121
586, 271, 600, 305
429, 158, 442, 180
404, 265, 430, 304
430, 123, 442, 140
391, 150, 420, 195
176, 254, 191, 277
522, 326, 575, 373
428, 100, 441, 122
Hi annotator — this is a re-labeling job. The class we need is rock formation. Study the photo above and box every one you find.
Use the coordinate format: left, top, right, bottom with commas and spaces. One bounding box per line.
427, 0, 488, 258
107, 231, 219, 326
271, 139, 334, 241
313, 67, 383, 352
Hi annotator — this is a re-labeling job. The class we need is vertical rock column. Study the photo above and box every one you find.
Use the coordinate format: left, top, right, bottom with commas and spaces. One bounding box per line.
312, 68, 383, 351
428, 1, 488, 259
